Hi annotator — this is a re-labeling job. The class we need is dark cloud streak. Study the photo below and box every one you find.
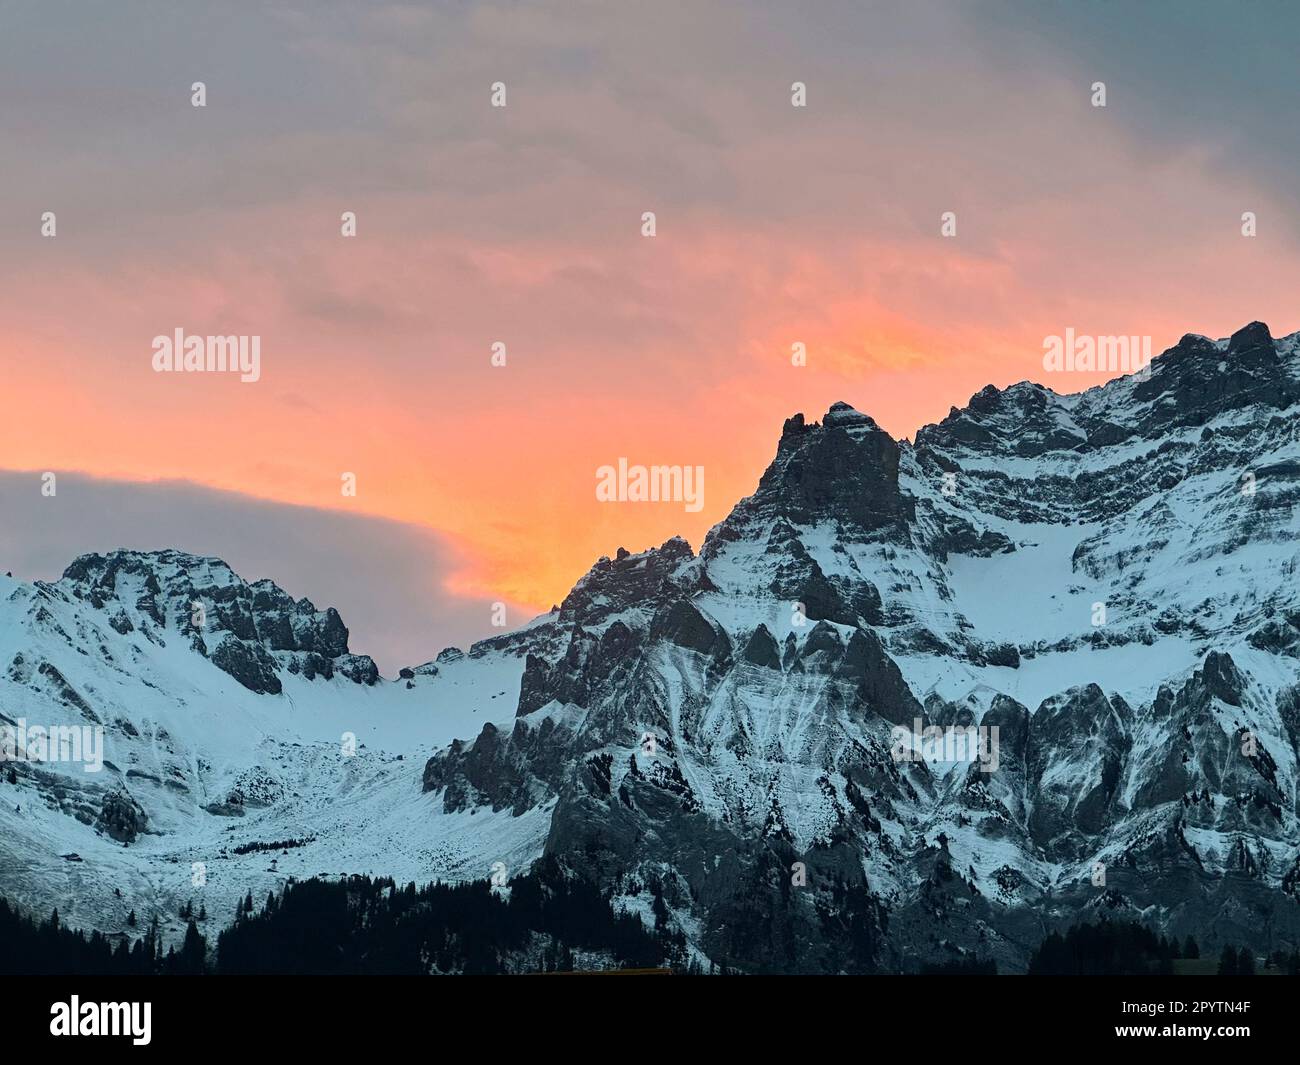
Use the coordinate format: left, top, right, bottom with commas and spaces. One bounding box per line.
0, 470, 523, 675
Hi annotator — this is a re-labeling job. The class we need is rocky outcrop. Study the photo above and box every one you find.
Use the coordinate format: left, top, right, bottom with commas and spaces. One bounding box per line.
95, 789, 147, 844
10, 320, 1300, 974
58, 549, 379, 691
418, 324, 1300, 972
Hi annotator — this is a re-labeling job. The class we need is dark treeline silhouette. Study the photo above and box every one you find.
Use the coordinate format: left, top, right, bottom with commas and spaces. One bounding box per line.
1265, 949, 1300, 974
0, 857, 685, 975
0, 899, 206, 976
230, 835, 314, 856
218, 856, 683, 973
1211, 945, 1299, 975
1029, 920, 1299, 975
1029, 920, 1178, 974
919, 957, 997, 975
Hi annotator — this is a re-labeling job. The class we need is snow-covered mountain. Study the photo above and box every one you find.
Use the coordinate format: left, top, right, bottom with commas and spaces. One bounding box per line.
5, 321, 1300, 972
0, 551, 549, 945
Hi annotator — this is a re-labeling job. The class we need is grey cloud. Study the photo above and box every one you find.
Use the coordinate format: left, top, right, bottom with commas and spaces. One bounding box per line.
7, 1, 1297, 257
0, 470, 529, 675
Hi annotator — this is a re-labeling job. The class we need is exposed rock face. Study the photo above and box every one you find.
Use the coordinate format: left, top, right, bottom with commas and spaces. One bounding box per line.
559, 536, 699, 625
6, 321, 1300, 974
58, 550, 378, 693
650, 600, 730, 659
1025, 684, 1130, 847
725, 403, 914, 535
421, 323, 1300, 971
95, 790, 147, 844
210, 634, 282, 695
741, 624, 782, 669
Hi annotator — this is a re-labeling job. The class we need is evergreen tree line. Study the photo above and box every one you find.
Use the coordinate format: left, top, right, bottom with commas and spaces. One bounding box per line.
1028, 919, 1300, 975
0, 898, 206, 976
230, 835, 314, 856
218, 855, 683, 974
919, 957, 998, 975
0, 857, 684, 975
1213, 944, 1300, 975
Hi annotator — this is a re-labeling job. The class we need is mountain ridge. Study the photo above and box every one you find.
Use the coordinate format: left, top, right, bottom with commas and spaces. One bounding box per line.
5, 320, 1300, 972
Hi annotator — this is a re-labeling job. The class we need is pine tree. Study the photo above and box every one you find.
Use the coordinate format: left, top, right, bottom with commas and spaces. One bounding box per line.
1182, 934, 1199, 960
1217, 945, 1239, 975
652, 891, 670, 931
151, 917, 162, 964
1239, 949, 1255, 976
180, 919, 206, 974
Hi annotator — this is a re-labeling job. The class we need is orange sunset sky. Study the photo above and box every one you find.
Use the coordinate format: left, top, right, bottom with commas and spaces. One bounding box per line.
3, 2, 1300, 671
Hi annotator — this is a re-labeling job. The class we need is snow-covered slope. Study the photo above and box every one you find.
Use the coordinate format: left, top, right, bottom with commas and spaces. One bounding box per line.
423, 321, 1300, 970
0, 553, 549, 943
5, 321, 1300, 971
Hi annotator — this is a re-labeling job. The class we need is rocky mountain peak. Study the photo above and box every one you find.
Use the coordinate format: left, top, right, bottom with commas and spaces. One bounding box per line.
823, 400, 882, 433
558, 535, 700, 627
711, 400, 912, 545
55, 548, 378, 693
8, 320, 1300, 975
1228, 320, 1274, 355
1128, 320, 1296, 428
917, 379, 1082, 458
